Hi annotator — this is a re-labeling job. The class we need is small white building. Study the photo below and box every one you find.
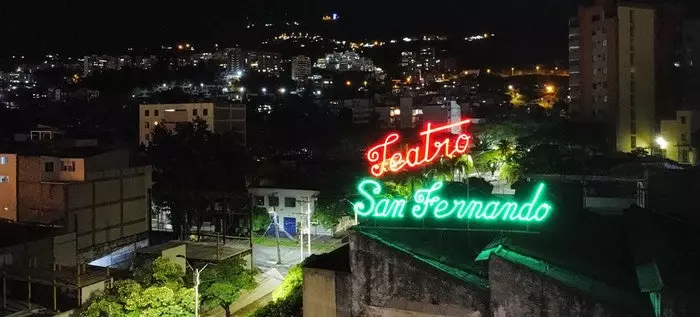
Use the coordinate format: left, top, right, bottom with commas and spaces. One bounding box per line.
249, 187, 332, 236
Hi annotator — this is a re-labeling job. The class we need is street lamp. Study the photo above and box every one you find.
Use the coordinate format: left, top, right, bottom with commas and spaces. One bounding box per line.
655, 136, 668, 150
177, 255, 209, 317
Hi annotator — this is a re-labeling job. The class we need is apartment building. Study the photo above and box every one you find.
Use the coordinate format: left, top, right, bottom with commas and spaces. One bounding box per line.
139, 102, 246, 145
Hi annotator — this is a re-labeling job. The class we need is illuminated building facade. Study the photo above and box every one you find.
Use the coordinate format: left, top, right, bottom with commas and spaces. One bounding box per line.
245, 51, 282, 75
569, 1, 684, 154
139, 103, 246, 145
291, 55, 312, 82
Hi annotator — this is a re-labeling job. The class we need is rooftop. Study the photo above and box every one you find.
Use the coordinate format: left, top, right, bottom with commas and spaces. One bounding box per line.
303, 243, 350, 272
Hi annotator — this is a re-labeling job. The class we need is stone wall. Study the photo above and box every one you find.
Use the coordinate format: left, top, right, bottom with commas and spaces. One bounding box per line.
350, 234, 489, 317
488, 254, 636, 317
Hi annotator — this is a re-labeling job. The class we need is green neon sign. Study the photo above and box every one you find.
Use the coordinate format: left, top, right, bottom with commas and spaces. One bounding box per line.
353, 179, 552, 223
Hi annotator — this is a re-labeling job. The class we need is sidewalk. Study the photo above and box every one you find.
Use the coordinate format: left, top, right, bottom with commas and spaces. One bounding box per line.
205, 269, 284, 317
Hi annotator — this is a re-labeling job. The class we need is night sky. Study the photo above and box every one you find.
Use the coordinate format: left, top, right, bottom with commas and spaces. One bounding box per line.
1, 0, 698, 62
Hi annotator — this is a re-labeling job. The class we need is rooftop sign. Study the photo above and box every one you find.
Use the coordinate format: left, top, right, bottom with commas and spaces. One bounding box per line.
353, 179, 552, 223
355, 118, 553, 226
366, 119, 472, 177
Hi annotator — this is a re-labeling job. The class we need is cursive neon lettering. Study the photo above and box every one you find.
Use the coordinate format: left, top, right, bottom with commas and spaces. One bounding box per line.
366, 119, 472, 177
354, 179, 553, 223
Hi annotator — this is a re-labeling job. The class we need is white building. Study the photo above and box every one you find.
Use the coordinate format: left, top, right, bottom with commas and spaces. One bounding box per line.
291, 55, 312, 82
249, 187, 332, 236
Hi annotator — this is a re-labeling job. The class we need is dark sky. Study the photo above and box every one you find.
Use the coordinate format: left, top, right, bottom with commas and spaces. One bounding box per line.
1, 0, 697, 60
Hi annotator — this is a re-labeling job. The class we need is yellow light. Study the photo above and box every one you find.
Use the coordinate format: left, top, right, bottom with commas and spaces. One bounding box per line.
185, 43, 190, 48
486, 69, 491, 74
655, 136, 668, 149
153, 121, 159, 126
346, 80, 352, 86
545, 85, 555, 93
177, 45, 184, 50
363, 81, 368, 86
508, 85, 514, 90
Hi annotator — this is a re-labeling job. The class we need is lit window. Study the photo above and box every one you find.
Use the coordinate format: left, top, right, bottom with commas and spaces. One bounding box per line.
284, 197, 296, 208
0, 176, 8, 183
61, 161, 76, 172
254, 196, 265, 206
0, 157, 6, 165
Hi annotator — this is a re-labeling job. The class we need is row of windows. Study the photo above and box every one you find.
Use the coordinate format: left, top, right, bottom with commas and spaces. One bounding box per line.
144, 109, 208, 117
255, 196, 298, 208
43, 161, 76, 172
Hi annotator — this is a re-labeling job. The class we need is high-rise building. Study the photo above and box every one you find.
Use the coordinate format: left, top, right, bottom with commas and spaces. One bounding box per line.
139, 103, 246, 146
291, 55, 312, 82
226, 48, 243, 72
569, 0, 683, 153
245, 51, 282, 76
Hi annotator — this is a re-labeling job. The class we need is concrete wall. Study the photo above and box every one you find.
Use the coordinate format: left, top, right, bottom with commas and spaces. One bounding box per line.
0, 154, 18, 220
67, 167, 151, 261
81, 279, 112, 304
349, 234, 489, 317
17, 182, 66, 224
54, 233, 77, 267
303, 268, 340, 317
488, 254, 633, 317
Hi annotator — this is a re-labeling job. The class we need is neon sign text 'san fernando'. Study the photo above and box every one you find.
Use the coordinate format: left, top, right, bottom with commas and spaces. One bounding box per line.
366, 119, 472, 177
353, 179, 552, 223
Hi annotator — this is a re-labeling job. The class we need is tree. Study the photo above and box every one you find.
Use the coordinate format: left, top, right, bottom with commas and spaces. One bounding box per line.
134, 256, 185, 290
147, 120, 248, 239
200, 258, 257, 317
81, 273, 195, 317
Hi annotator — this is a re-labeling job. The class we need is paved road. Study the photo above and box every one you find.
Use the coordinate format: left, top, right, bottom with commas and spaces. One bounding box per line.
253, 244, 307, 276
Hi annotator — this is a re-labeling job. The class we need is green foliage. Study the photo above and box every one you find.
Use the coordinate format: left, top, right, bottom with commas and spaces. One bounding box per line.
251, 265, 303, 317
134, 257, 185, 289
82, 257, 193, 317
466, 177, 495, 195
272, 265, 303, 301
200, 258, 257, 317
81, 280, 194, 317
253, 206, 271, 232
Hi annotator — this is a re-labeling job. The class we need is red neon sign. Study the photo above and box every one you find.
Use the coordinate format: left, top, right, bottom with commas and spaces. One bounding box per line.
366, 119, 472, 177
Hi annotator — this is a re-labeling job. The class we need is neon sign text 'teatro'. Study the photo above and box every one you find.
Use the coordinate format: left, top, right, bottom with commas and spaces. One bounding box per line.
353, 179, 552, 223
366, 119, 472, 177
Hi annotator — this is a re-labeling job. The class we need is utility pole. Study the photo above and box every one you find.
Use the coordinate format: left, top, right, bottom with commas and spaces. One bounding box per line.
270, 207, 282, 264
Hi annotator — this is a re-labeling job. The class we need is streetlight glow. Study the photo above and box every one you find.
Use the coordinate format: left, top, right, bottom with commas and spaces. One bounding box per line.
655, 136, 668, 149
